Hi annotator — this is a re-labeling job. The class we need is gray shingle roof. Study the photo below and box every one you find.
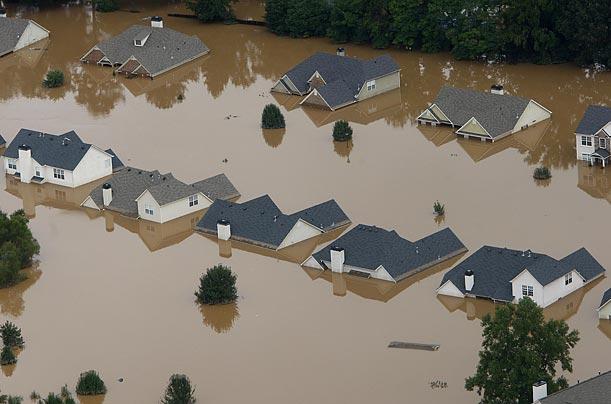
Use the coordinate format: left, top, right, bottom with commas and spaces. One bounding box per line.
431, 86, 534, 138
104, 148, 124, 171
4, 128, 98, 170
439, 246, 605, 302
600, 288, 611, 309
87, 25, 209, 76
0, 134, 5, 147
0, 17, 29, 56
575, 105, 611, 135
284, 52, 399, 108
539, 370, 611, 404
145, 173, 239, 206
195, 195, 351, 249
311, 225, 466, 281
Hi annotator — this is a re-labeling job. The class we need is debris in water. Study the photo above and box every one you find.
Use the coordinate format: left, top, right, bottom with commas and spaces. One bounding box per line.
222, 158, 228, 163
388, 341, 440, 351
118, 378, 124, 383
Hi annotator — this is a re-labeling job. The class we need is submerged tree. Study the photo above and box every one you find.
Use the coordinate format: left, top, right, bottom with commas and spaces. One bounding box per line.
93, 0, 119, 12
161, 374, 196, 404
465, 298, 579, 403
0, 210, 40, 288
332, 120, 353, 141
75, 370, 107, 396
42, 70, 65, 89
185, 0, 234, 22
0, 322, 24, 348
195, 264, 238, 305
261, 104, 286, 129
0, 345, 16, 366
533, 166, 552, 180
0, 395, 23, 404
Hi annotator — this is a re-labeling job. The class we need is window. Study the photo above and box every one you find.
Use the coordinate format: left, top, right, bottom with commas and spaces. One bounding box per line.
366, 80, 376, 91
581, 136, 592, 146
7, 159, 17, 170
35, 167, 41, 177
188, 195, 198, 207
135, 40, 142, 46
600, 138, 607, 149
582, 153, 592, 162
53, 168, 65, 180
144, 204, 154, 215
564, 273, 572, 285
521, 285, 533, 297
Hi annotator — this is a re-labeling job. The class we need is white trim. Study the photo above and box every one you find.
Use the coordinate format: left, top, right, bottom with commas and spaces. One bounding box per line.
307, 70, 326, 85
456, 117, 492, 138
417, 107, 440, 123
300, 89, 335, 111
301, 255, 323, 269
529, 99, 552, 115
134, 189, 211, 207
28, 19, 50, 34
80, 195, 100, 209
80, 46, 102, 62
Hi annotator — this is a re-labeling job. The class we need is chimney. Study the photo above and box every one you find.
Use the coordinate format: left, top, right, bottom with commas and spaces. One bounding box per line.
0, 8, 7, 18
151, 16, 163, 28
464, 269, 474, 292
330, 246, 345, 273
18, 144, 33, 184
491, 84, 504, 95
336, 47, 345, 57
217, 219, 231, 241
102, 183, 113, 206
532, 381, 547, 403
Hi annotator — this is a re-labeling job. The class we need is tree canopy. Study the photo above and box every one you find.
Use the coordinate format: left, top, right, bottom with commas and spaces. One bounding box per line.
185, 0, 234, 23
0, 210, 40, 288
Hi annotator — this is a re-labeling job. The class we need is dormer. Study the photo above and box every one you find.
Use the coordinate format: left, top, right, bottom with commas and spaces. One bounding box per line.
134, 29, 152, 47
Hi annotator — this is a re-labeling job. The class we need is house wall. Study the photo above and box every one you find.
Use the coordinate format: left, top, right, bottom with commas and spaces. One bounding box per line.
137, 191, 211, 224
278, 219, 322, 249
14, 22, 49, 52
437, 280, 465, 298
431, 104, 452, 124
272, 80, 291, 94
43, 165, 75, 187
418, 108, 439, 123
302, 89, 330, 109
356, 71, 401, 102
599, 302, 611, 320
372, 265, 395, 282
541, 270, 584, 307
72, 147, 113, 187
576, 132, 596, 161
458, 118, 489, 137
136, 191, 162, 222
513, 101, 551, 132
511, 271, 544, 306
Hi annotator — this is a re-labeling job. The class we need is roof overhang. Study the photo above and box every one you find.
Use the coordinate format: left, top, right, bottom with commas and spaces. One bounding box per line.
456, 117, 492, 139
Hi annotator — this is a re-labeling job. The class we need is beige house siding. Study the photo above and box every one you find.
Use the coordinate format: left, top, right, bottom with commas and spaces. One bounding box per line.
431, 104, 452, 124
272, 80, 291, 94
356, 71, 400, 102
458, 118, 489, 137
302, 90, 330, 109
513, 100, 552, 132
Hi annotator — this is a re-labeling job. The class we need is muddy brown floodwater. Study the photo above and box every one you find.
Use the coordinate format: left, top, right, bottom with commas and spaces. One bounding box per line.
0, 1, 610, 403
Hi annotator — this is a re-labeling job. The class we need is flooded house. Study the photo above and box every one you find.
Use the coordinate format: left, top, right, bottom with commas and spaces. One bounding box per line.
80, 17, 209, 78
575, 105, 611, 166
533, 370, 611, 404
437, 246, 605, 308
598, 288, 611, 320
3, 129, 123, 188
82, 167, 239, 224
195, 195, 350, 250
417, 86, 552, 142
0, 133, 5, 148
271, 50, 400, 111
0, 8, 49, 58
302, 225, 466, 283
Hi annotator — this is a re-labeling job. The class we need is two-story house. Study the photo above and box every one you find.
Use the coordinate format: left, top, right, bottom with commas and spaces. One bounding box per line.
575, 105, 611, 166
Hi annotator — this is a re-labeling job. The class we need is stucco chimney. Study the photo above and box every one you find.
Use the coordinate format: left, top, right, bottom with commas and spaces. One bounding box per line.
102, 183, 113, 206
18, 144, 33, 184
336, 47, 345, 57
151, 16, 163, 28
330, 246, 345, 273
464, 269, 474, 292
532, 381, 547, 403
491, 84, 504, 95
0, 8, 7, 18
217, 219, 231, 241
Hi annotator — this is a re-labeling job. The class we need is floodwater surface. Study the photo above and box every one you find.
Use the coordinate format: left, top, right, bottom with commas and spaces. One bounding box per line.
0, 2, 610, 403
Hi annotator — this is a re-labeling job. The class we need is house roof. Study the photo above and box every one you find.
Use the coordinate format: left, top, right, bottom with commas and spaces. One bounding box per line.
599, 288, 611, 310
285, 52, 399, 108
575, 105, 611, 135
144, 173, 239, 206
87, 25, 209, 76
4, 128, 100, 170
311, 225, 466, 281
104, 148, 124, 171
539, 370, 611, 404
439, 246, 605, 302
431, 86, 534, 138
0, 133, 5, 147
195, 195, 350, 249
0, 17, 29, 56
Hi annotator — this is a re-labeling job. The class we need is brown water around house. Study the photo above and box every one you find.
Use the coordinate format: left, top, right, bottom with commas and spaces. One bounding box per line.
0, 1, 610, 403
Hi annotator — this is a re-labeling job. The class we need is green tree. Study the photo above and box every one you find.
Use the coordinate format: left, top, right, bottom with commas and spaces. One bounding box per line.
0, 242, 21, 288
185, 0, 233, 22
0, 395, 23, 404
465, 298, 579, 403
93, 0, 118, 12
75, 370, 107, 396
0, 345, 16, 366
195, 264, 238, 305
42, 70, 65, 88
261, 104, 285, 129
284, 0, 330, 37
265, 0, 290, 35
161, 374, 196, 404
0, 321, 24, 348
389, 0, 427, 50
332, 120, 353, 141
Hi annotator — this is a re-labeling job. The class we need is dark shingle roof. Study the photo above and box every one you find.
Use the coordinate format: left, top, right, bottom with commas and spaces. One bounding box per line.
311, 225, 466, 281
285, 52, 399, 108
539, 370, 611, 404
104, 148, 124, 171
0, 17, 29, 56
439, 246, 605, 301
195, 195, 350, 249
88, 25, 209, 76
0, 134, 5, 147
600, 288, 611, 309
575, 105, 611, 135
431, 86, 535, 138
4, 129, 98, 170
145, 173, 239, 206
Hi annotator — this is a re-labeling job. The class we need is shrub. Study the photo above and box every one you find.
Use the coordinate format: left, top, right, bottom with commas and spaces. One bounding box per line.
261, 104, 285, 129
75, 370, 107, 396
533, 166, 552, 180
433, 201, 445, 216
30, 392, 40, 401
0, 210, 39, 288
161, 374, 196, 404
195, 264, 238, 305
38, 393, 63, 404
0, 345, 16, 366
0, 395, 23, 404
332, 120, 353, 141
0, 322, 24, 348
42, 70, 64, 88
185, 0, 233, 22
94, 0, 119, 12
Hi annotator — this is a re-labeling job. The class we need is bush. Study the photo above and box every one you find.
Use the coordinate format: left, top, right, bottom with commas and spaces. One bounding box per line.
0, 395, 23, 404
185, 0, 233, 22
42, 70, 64, 88
161, 374, 196, 404
261, 104, 285, 129
195, 264, 237, 305
433, 201, 445, 216
332, 120, 353, 141
93, 0, 118, 12
0, 322, 24, 348
533, 166, 552, 180
0, 345, 16, 366
75, 370, 107, 396
0, 210, 40, 288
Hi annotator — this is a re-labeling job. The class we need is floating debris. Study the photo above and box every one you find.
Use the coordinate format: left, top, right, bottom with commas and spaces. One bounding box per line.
388, 341, 440, 351
222, 158, 228, 163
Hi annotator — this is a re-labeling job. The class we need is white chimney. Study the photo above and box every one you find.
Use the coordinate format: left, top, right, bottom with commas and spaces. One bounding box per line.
491, 84, 504, 95
0, 8, 7, 18
336, 47, 345, 57
330, 246, 345, 273
151, 16, 163, 28
18, 145, 33, 184
464, 269, 474, 292
102, 183, 113, 206
532, 381, 547, 403
217, 219, 231, 241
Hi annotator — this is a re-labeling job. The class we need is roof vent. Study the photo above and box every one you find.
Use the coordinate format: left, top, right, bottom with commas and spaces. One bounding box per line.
491, 84, 504, 95
336, 47, 345, 57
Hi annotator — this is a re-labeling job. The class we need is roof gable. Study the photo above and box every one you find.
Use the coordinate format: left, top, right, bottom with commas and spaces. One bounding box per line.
575, 105, 611, 135
0, 17, 30, 55
599, 288, 611, 310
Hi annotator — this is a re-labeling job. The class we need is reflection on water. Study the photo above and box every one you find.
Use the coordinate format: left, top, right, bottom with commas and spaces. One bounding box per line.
598, 320, 611, 340
200, 302, 240, 333
0, 266, 42, 317
333, 139, 353, 162
577, 162, 611, 203
261, 128, 285, 148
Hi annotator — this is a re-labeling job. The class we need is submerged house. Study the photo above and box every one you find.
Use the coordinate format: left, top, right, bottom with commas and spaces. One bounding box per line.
0, 134, 5, 148
533, 370, 611, 404
575, 105, 611, 166
437, 246, 605, 308
303, 225, 466, 283
0, 9, 49, 58
82, 167, 239, 224
195, 195, 350, 250
417, 86, 552, 142
598, 288, 611, 320
80, 17, 209, 79
271, 50, 400, 111
3, 129, 123, 188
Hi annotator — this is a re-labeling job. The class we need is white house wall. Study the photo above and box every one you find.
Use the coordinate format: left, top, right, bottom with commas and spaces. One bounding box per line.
278, 219, 322, 249
513, 101, 551, 132
599, 302, 611, 320
372, 265, 395, 282
541, 270, 584, 307
137, 191, 163, 222
81, 195, 100, 210
576, 132, 596, 161
437, 280, 465, 298
14, 22, 49, 52
138, 191, 211, 224
301, 256, 323, 269
72, 147, 112, 187
511, 270, 545, 306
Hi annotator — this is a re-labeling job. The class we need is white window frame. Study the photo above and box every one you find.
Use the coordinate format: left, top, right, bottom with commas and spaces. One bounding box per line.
522, 285, 533, 297
581, 136, 592, 146
564, 273, 572, 285
188, 194, 199, 207
7, 159, 17, 170
144, 204, 154, 216
53, 168, 65, 180
366, 80, 376, 91
600, 138, 606, 149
